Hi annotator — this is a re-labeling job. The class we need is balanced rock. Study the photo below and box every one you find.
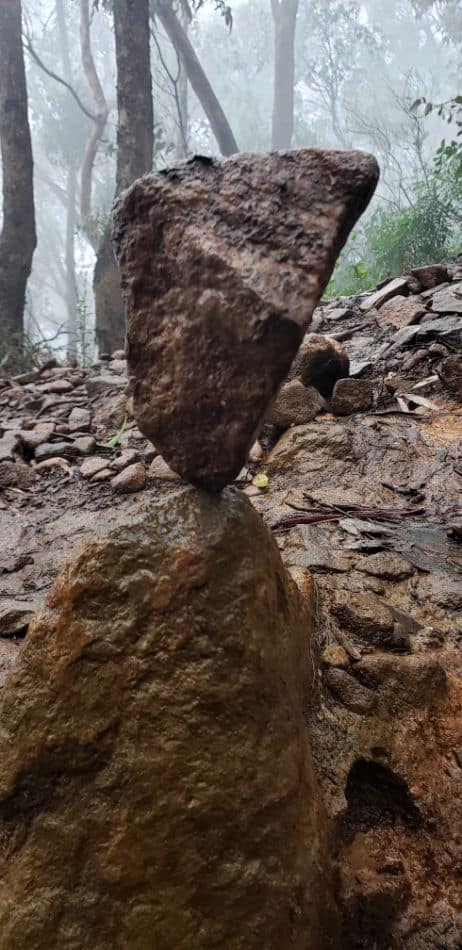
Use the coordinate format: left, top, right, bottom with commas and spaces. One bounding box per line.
266, 379, 326, 428
113, 150, 378, 490
0, 488, 338, 948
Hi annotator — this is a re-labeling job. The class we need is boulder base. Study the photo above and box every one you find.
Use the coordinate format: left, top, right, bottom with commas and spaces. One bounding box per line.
0, 488, 338, 949
112, 150, 378, 490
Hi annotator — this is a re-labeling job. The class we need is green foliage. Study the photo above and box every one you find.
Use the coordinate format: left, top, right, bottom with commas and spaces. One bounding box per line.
105, 413, 128, 448
75, 295, 93, 368
412, 95, 462, 176
326, 148, 462, 298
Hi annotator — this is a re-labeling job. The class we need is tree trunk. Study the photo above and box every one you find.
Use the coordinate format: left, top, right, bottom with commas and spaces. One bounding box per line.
94, 0, 153, 355
80, 0, 109, 251
0, 0, 36, 372
175, 6, 189, 160
156, 0, 238, 157
271, 0, 299, 150
56, 0, 79, 358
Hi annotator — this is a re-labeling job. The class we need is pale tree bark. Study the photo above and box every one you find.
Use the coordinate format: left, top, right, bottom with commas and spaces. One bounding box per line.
155, 0, 238, 156
270, 0, 299, 150
80, 0, 109, 251
94, 0, 154, 355
0, 0, 36, 372
56, 0, 79, 358
175, 6, 189, 159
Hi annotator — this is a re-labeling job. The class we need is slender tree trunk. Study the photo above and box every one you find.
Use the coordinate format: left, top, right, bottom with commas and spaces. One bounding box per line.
175, 7, 189, 160
156, 0, 238, 156
94, 0, 153, 355
271, 0, 299, 150
56, 0, 79, 358
80, 0, 109, 251
0, 0, 36, 372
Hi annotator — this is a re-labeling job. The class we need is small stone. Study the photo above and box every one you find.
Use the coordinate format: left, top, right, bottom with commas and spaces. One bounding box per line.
324, 668, 376, 714
330, 590, 393, 638
0, 461, 36, 490
430, 283, 462, 314
35, 442, 79, 462
356, 654, 447, 707
411, 263, 449, 290
111, 349, 126, 360
439, 356, 462, 396
91, 467, 112, 483
331, 378, 373, 415
85, 375, 127, 396
20, 423, 55, 450
324, 307, 354, 322
80, 457, 109, 479
111, 462, 146, 494
112, 149, 378, 490
249, 440, 263, 462
73, 436, 96, 456
359, 276, 410, 311
0, 431, 20, 462
266, 380, 326, 428
68, 407, 91, 432
111, 449, 138, 472
355, 552, 415, 580
376, 295, 426, 329
35, 457, 70, 473
148, 456, 180, 481
109, 360, 127, 375
37, 379, 74, 394
291, 334, 349, 397
0, 600, 35, 635
321, 645, 350, 669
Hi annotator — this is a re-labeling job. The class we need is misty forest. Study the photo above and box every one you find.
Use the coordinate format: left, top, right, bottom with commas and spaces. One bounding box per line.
0, 0, 460, 365
0, 2, 462, 949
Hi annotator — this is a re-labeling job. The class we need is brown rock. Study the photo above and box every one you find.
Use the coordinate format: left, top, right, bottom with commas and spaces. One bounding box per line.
111, 461, 146, 493
430, 282, 462, 314
80, 457, 109, 480
0, 461, 36, 490
291, 334, 350, 397
439, 355, 462, 396
325, 668, 376, 714
331, 378, 373, 415
20, 423, 55, 450
410, 263, 450, 290
73, 436, 96, 456
113, 150, 378, 491
34, 441, 79, 462
0, 600, 36, 635
359, 276, 410, 312
68, 407, 91, 432
266, 380, 326, 428
148, 455, 180, 481
0, 488, 338, 948
110, 449, 138, 472
376, 295, 427, 329
35, 457, 70, 473
0, 432, 20, 462
355, 552, 415, 580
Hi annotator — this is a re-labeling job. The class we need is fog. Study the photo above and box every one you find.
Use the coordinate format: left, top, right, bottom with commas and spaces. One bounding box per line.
1, 0, 461, 361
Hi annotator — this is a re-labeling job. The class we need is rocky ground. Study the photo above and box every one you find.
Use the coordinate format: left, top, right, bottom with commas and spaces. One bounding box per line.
1, 257, 461, 948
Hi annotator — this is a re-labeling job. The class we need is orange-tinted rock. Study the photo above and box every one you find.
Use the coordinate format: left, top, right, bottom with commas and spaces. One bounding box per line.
0, 488, 339, 949
113, 150, 378, 490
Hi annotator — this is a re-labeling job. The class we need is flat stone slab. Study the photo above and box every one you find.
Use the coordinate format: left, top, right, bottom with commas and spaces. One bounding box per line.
113, 150, 379, 490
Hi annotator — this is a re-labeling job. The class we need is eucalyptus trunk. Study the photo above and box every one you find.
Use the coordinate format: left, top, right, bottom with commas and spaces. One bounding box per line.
271, 0, 299, 150
94, 0, 153, 355
0, 0, 36, 372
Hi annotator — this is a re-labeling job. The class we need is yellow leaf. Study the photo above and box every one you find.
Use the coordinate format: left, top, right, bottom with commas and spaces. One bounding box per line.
252, 473, 269, 490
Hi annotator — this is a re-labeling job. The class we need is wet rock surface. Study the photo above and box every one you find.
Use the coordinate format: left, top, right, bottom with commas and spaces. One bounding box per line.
112, 150, 378, 490
0, 252, 461, 948
0, 488, 338, 949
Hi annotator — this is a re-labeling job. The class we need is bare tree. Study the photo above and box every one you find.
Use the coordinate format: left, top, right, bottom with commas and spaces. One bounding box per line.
154, 0, 238, 156
80, 0, 110, 250
94, 0, 154, 354
0, 0, 37, 370
270, 0, 299, 149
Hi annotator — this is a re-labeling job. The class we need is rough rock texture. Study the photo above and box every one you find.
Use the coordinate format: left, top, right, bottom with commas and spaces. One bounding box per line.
290, 334, 350, 397
331, 378, 374, 415
0, 488, 338, 950
112, 150, 379, 490
266, 379, 326, 428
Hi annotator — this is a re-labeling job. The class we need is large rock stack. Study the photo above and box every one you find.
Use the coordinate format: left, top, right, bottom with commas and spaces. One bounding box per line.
0, 149, 379, 948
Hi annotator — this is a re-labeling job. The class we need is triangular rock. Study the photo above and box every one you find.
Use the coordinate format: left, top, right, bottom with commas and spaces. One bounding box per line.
112, 149, 379, 490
